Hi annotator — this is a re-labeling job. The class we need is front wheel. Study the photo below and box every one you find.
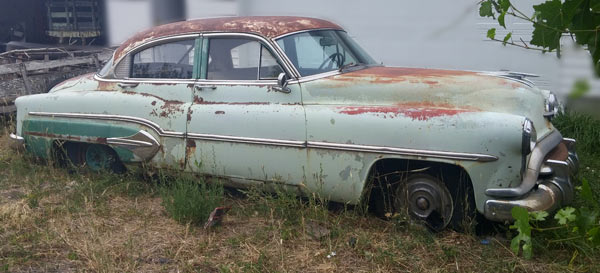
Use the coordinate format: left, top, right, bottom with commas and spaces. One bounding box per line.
394, 174, 454, 232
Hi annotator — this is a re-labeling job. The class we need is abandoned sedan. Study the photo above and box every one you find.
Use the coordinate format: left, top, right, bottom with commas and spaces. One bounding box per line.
9, 16, 579, 230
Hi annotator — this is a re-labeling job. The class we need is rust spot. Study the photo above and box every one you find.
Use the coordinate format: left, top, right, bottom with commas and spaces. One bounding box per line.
545, 142, 568, 161
159, 100, 185, 118
214, 111, 225, 115
348, 66, 476, 78
149, 82, 177, 86
184, 139, 197, 168
97, 137, 107, 144
151, 101, 157, 106
325, 66, 479, 87
193, 95, 204, 104
113, 16, 343, 61
195, 101, 269, 105
97, 80, 118, 91
337, 102, 479, 121
187, 109, 193, 122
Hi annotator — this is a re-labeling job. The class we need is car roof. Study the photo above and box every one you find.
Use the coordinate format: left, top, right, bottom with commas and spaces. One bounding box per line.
113, 16, 343, 61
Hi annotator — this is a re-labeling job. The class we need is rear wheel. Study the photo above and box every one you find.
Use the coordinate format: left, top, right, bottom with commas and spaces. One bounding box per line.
85, 144, 121, 172
57, 142, 124, 173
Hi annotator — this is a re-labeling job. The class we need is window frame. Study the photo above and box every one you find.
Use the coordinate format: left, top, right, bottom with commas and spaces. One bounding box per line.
199, 33, 291, 83
128, 36, 201, 80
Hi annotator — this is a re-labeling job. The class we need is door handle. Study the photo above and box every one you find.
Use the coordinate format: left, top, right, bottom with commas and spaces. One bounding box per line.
194, 85, 217, 92
118, 82, 139, 88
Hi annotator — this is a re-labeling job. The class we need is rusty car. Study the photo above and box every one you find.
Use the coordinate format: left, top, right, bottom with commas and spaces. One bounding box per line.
8, 16, 579, 231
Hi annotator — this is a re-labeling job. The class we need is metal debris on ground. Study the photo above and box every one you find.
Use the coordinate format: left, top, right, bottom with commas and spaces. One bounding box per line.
204, 206, 231, 230
305, 219, 331, 240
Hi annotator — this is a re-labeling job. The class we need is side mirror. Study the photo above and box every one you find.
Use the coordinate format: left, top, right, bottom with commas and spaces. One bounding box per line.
275, 72, 291, 93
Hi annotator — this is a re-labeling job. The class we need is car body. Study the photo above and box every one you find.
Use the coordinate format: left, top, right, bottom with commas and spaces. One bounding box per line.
8, 16, 579, 230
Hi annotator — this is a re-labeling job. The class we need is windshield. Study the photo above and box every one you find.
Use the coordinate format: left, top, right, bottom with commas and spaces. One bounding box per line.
276, 30, 377, 77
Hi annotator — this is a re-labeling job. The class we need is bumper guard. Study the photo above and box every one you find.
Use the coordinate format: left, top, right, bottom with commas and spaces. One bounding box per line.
8, 133, 25, 151
484, 138, 578, 222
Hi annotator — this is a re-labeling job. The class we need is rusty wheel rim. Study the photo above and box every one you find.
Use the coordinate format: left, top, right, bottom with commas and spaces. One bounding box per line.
395, 175, 454, 231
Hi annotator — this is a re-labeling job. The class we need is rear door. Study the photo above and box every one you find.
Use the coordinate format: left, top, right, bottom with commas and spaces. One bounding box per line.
186, 33, 307, 187
109, 35, 199, 167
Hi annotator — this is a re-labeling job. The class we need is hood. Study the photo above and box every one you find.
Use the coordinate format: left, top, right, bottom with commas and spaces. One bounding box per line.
301, 66, 553, 137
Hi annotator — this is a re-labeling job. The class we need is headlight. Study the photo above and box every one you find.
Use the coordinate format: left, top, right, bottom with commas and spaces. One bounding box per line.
522, 118, 537, 154
544, 91, 560, 119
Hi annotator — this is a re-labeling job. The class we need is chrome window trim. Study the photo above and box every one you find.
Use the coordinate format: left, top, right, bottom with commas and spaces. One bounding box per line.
111, 33, 201, 72
93, 74, 197, 85
272, 28, 343, 40
201, 32, 299, 79
26, 112, 498, 162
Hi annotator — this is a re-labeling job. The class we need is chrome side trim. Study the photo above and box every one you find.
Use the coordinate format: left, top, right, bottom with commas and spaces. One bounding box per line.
28, 112, 184, 138
107, 130, 161, 161
308, 141, 498, 162
486, 129, 563, 197
187, 133, 306, 148
27, 112, 498, 162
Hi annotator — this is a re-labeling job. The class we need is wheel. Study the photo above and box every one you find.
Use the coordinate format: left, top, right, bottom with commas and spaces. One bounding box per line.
85, 144, 121, 172
318, 52, 345, 70
394, 174, 454, 232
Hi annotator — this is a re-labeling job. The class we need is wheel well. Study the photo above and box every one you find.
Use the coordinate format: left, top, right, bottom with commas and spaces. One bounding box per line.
364, 158, 475, 217
51, 140, 125, 172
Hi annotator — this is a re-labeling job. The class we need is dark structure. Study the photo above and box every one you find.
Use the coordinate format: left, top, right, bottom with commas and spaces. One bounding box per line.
46, 0, 103, 44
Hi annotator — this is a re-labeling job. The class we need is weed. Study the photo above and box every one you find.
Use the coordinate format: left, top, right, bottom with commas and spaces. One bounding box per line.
159, 175, 224, 226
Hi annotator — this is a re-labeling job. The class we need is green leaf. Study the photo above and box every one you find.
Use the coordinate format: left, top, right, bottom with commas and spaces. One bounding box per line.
487, 28, 497, 39
530, 0, 566, 51
503, 32, 512, 45
498, 11, 507, 28
499, 0, 511, 10
587, 227, 600, 247
480, 0, 494, 18
580, 178, 597, 206
592, 0, 600, 12
569, 79, 590, 99
555, 207, 577, 225
576, 207, 599, 234
510, 206, 533, 259
530, 211, 549, 221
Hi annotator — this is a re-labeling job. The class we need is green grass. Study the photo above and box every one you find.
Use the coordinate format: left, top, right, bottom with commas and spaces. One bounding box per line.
553, 112, 600, 201
159, 174, 224, 226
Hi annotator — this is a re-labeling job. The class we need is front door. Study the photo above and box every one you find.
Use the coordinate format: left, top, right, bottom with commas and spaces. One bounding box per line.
186, 34, 307, 188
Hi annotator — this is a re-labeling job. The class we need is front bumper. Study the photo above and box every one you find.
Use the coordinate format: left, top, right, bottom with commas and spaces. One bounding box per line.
484, 138, 578, 222
8, 133, 25, 151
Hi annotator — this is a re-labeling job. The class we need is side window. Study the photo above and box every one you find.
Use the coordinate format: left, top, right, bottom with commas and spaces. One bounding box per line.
260, 46, 283, 79
131, 39, 195, 79
207, 37, 284, 80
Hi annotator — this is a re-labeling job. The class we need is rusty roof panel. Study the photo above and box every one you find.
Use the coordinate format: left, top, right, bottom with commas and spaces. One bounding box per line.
114, 16, 343, 61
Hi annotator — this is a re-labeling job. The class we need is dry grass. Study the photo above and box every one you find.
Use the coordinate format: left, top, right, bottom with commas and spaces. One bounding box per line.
0, 118, 598, 273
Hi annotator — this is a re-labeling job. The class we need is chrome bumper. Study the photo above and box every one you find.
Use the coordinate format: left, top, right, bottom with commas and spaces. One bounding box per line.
483, 138, 578, 222
8, 133, 25, 150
